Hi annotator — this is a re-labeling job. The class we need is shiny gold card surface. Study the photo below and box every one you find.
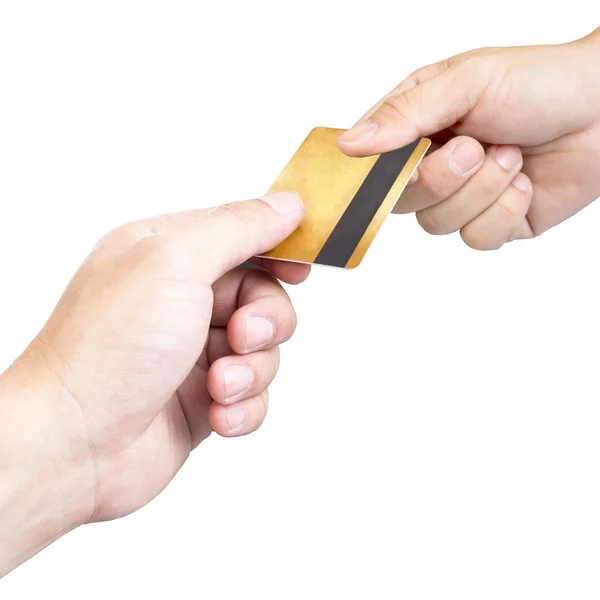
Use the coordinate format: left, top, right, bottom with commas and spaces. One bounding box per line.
260, 127, 430, 269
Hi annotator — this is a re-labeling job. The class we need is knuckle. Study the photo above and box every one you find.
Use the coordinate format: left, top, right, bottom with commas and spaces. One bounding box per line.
271, 346, 281, 373
261, 390, 269, 414
98, 221, 147, 249
286, 301, 298, 336
399, 74, 418, 91
477, 174, 504, 199
448, 52, 468, 67
243, 267, 275, 292
137, 232, 192, 272
419, 164, 453, 201
496, 194, 525, 222
413, 59, 450, 84
208, 202, 249, 227
91, 231, 112, 252
379, 92, 413, 123
441, 57, 453, 71
114, 221, 149, 241
276, 295, 297, 340
460, 224, 500, 251
416, 209, 452, 236
256, 390, 269, 417
452, 57, 494, 105
460, 54, 492, 76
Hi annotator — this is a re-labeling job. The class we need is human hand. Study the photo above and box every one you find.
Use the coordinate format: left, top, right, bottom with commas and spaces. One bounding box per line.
0, 192, 306, 574
338, 28, 600, 249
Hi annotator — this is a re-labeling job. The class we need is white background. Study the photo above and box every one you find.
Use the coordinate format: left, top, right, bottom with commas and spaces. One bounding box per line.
1, 2, 599, 598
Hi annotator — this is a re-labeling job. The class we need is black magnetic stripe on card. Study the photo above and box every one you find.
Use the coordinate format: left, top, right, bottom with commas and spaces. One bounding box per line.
314, 139, 421, 268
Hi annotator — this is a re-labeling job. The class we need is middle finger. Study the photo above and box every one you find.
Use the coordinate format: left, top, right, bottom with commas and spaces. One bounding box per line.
393, 136, 485, 214
416, 145, 523, 235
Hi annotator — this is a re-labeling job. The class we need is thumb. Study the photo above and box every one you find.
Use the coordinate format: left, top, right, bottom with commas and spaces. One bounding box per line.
168, 192, 304, 284
338, 63, 486, 157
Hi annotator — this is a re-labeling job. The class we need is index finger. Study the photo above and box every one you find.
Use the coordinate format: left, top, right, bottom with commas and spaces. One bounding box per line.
337, 64, 482, 157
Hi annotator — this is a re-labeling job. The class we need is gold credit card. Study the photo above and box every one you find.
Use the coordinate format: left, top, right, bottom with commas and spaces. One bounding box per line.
260, 127, 430, 269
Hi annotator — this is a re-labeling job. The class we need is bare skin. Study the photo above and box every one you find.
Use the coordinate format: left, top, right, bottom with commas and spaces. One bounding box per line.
0, 192, 308, 576
3, 27, 600, 578
338, 28, 600, 249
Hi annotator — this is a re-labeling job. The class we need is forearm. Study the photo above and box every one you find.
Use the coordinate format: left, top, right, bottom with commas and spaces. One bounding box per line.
0, 347, 93, 577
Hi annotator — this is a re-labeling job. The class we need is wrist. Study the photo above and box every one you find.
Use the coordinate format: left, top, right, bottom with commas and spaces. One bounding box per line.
575, 27, 600, 54
567, 29, 600, 125
0, 340, 96, 576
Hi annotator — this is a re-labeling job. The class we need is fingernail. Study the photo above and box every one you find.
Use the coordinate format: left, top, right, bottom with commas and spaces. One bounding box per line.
223, 364, 254, 402
338, 121, 378, 145
448, 141, 482, 175
244, 316, 274, 352
226, 403, 245, 433
260, 191, 304, 215
511, 172, 531, 192
495, 145, 521, 171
